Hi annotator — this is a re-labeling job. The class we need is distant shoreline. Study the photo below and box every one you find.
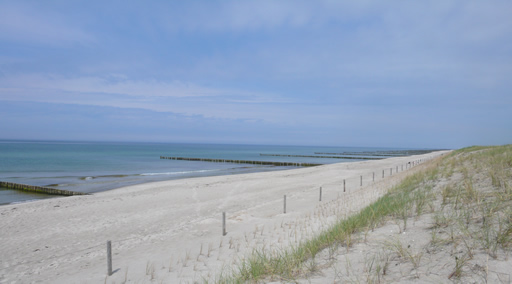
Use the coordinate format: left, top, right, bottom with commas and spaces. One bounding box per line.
0, 141, 445, 205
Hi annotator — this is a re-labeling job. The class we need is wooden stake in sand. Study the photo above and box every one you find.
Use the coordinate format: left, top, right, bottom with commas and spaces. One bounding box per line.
222, 212, 227, 236
382, 170, 384, 178
319, 187, 322, 201
360, 175, 362, 187
284, 195, 287, 213
107, 240, 112, 276
343, 179, 346, 192
373, 172, 375, 182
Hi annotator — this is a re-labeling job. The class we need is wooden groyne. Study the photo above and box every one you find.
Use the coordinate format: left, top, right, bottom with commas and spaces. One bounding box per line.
314, 152, 399, 157
314, 149, 445, 157
0, 181, 89, 196
259, 154, 384, 160
160, 156, 322, 167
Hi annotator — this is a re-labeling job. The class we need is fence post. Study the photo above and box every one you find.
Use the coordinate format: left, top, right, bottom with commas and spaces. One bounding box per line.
222, 212, 227, 236
373, 172, 375, 182
343, 179, 346, 192
107, 241, 112, 276
284, 195, 287, 213
382, 170, 384, 178
360, 175, 362, 187
319, 187, 322, 201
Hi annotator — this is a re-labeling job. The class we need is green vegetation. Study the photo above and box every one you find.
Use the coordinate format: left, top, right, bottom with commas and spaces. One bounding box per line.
214, 144, 512, 283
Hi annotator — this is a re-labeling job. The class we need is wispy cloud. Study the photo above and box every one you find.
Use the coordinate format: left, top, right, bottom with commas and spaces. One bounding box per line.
1, 74, 226, 98
0, 1, 511, 147
0, 2, 94, 46
159, 1, 311, 32
152, 1, 389, 34
0, 74, 293, 120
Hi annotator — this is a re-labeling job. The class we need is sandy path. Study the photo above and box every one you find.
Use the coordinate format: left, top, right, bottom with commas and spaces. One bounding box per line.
0, 151, 449, 283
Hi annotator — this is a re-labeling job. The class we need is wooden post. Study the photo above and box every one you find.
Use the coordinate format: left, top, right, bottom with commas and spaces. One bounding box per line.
390, 168, 392, 175
284, 195, 287, 213
373, 172, 375, 182
319, 187, 322, 201
360, 175, 362, 187
396, 166, 398, 173
107, 240, 112, 276
222, 212, 227, 236
382, 170, 384, 178
343, 179, 346, 192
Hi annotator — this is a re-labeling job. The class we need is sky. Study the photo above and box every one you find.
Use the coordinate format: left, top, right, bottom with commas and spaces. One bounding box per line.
0, 1, 511, 149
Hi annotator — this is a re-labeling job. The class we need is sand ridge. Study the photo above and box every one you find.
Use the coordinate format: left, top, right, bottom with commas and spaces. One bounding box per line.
0, 151, 448, 283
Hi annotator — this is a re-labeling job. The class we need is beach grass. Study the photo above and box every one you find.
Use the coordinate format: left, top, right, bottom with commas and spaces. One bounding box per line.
212, 144, 512, 283
213, 155, 441, 282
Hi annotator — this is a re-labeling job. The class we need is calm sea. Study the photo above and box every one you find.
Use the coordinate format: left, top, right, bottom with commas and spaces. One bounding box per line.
0, 140, 407, 205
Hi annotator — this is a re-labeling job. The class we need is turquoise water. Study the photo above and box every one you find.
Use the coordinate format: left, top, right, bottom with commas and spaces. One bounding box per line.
0, 140, 410, 205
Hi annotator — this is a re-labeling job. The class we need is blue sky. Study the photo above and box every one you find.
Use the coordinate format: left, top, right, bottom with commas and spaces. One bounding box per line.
1, 1, 511, 148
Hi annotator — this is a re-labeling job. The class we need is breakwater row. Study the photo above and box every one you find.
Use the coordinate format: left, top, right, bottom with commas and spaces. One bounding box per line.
0, 181, 88, 196
160, 156, 322, 167
259, 154, 384, 160
314, 152, 398, 157
314, 149, 444, 156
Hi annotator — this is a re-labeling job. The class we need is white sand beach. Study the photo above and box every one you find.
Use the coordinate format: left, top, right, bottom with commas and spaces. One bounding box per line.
0, 152, 448, 283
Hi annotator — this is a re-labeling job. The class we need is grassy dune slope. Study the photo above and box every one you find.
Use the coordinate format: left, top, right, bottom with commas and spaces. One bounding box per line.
219, 145, 512, 283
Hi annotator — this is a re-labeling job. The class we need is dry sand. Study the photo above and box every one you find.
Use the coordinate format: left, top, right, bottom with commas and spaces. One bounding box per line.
293, 150, 512, 284
0, 151, 448, 283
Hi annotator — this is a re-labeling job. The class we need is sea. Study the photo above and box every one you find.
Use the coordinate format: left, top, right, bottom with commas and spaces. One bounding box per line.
0, 140, 418, 205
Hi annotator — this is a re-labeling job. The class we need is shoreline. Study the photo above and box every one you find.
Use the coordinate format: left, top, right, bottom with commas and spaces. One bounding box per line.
0, 151, 449, 283
0, 164, 298, 205
0, 141, 444, 205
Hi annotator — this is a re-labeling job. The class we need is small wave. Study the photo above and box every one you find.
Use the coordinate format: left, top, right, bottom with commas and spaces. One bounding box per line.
79, 174, 131, 180
98, 174, 130, 178
141, 169, 220, 176
47, 183, 73, 187
79, 176, 95, 181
